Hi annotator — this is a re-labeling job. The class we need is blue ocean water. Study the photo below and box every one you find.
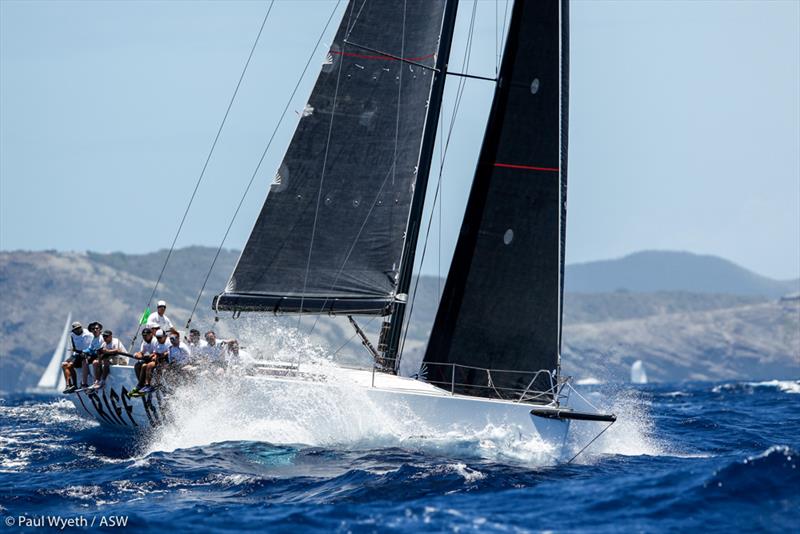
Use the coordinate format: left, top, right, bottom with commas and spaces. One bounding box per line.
1, 380, 798, 532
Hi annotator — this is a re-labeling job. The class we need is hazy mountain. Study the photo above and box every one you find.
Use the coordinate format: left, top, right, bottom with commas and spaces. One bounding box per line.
566, 250, 799, 297
1, 247, 798, 393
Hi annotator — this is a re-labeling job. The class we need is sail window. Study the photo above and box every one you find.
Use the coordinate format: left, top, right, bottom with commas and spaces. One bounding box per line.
530, 78, 540, 94
503, 229, 514, 245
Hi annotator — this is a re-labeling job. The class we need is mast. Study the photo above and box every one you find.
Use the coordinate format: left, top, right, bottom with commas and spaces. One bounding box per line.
382, 0, 460, 372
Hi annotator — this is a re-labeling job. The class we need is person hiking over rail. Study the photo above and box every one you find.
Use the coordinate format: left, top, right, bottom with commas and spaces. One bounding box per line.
80, 321, 104, 390
136, 329, 170, 395
89, 330, 128, 390
61, 321, 93, 394
127, 327, 158, 398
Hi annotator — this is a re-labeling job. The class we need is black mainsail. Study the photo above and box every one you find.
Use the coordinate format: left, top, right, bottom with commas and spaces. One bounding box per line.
215, 1, 453, 315
421, 0, 569, 401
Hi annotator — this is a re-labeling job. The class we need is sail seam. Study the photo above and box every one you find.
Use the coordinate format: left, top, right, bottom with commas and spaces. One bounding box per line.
331, 50, 434, 62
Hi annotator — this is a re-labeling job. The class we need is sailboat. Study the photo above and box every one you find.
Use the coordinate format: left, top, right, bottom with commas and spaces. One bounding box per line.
630, 360, 648, 384
67, 0, 615, 457
27, 313, 71, 395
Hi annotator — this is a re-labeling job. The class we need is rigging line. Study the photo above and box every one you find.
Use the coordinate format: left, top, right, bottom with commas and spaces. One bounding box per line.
186, 0, 343, 328
308, 1, 408, 336
297, 0, 355, 333
398, 0, 478, 363
132, 0, 274, 343
500, 0, 510, 63
566, 421, 615, 465
393, 0, 408, 188
344, 0, 367, 39
332, 315, 378, 356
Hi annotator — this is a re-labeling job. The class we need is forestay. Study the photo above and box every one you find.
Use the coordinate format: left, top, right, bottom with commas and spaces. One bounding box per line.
215, 0, 448, 315
422, 0, 569, 401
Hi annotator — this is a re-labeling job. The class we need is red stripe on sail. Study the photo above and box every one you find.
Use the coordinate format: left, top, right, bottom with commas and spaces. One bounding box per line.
493, 162, 560, 172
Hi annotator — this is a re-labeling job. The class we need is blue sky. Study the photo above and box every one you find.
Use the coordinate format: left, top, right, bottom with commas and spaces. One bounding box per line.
1, 0, 798, 280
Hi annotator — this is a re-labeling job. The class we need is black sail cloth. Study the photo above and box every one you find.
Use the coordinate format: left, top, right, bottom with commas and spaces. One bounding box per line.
422, 0, 569, 401
215, 1, 447, 315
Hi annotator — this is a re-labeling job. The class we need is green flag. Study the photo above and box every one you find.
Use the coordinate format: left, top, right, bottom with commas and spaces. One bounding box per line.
139, 307, 151, 325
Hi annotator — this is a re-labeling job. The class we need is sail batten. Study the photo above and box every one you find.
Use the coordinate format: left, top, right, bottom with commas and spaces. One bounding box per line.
216, 0, 449, 315
422, 0, 569, 402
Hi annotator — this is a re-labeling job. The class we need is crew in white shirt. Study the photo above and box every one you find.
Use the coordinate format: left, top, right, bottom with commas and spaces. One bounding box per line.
200, 331, 229, 364
62, 321, 94, 393
128, 327, 158, 397
187, 329, 208, 351
147, 300, 173, 332
167, 331, 192, 366
83, 321, 104, 389
138, 329, 170, 394
90, 330, 128, 389
226, 340, 254, 366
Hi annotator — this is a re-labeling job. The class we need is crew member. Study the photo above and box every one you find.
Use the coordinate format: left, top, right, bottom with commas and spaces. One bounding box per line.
147, 300, 173, 332
186, 329, 207, 351
83, 321, 104, 389
61, 321, 93, 393
138, 329, 170, 394
127, 327, 157, 397
91, 330, 127, 390
167, 329, 192, 366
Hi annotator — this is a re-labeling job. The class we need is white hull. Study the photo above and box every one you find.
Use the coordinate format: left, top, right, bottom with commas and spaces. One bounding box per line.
67, 363, 600, 457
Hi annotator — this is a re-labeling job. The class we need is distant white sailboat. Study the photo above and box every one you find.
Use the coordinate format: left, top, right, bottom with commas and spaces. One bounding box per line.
630, 360, 648, 384
28, 313, 71, 395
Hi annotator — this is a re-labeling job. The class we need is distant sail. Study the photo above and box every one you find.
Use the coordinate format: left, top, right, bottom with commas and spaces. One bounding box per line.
215, 0, 449, 316
630, 360, 648, 384
422, 0, 569, 401
36, 313, 71, 390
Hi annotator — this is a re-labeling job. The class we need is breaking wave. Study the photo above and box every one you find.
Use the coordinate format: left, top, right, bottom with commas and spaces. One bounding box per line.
712, 379, 800, 395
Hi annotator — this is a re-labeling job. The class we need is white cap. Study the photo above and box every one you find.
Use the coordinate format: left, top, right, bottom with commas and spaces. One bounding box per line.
157, 300, 167, 307
155, 329, 165, 337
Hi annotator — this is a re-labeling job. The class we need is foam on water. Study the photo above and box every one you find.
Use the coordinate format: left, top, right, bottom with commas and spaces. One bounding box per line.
712, 379, 800, 395
565, 387, 666, 462
143, 320, 660, 466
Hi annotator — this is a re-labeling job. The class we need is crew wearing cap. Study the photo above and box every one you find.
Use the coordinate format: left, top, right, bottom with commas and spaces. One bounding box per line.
90, 330, 128, 390
82, 321, 104, 389
127, 327, 158, 397
137, 329, 170, 394
146, 300, 173, 332
61, 321, 93, 393
167, 329, 192, 366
